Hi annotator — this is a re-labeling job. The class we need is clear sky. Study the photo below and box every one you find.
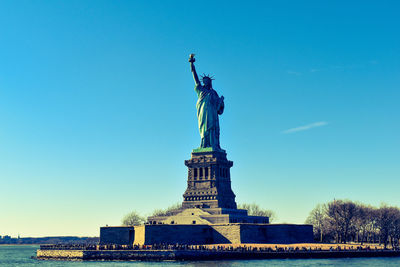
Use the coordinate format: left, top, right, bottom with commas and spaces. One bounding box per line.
0, 0, 399, 237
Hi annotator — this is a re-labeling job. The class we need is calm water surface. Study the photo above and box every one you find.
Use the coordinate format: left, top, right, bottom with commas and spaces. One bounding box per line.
2, 245, 400, 267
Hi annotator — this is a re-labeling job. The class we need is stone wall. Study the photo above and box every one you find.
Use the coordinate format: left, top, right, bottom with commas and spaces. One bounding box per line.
99, 226, 135, 245
100, 223, 313, 245
212, 224, 240, 243
133, 225, 145, 245
240, 224, 314, 244
36, 249, 400, 261
37, 249, 83, 259
264, 224, 314, 244
140, 224, 213, 245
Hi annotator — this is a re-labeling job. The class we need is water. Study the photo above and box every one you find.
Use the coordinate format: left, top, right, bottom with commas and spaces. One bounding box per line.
2, 245, 400, 267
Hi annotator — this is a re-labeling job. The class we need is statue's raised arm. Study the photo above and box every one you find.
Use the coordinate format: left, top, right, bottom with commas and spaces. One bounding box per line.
189, 54, 201, 86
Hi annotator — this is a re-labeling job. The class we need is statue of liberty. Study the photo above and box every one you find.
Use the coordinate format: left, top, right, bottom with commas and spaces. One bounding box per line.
189, 54, 225, 151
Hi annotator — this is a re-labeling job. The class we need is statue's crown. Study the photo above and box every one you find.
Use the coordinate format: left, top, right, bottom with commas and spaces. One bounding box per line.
201, 73, 215, 81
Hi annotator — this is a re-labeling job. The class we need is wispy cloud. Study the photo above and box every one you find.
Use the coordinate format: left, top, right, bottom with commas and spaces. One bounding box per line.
282, 121, 328, 134
287, 70, 301, 76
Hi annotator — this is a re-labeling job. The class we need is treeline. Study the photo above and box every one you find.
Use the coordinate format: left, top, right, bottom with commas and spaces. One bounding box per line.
306, 200, 400, 248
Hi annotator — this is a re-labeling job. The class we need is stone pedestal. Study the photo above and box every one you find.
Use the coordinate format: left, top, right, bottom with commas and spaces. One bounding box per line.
182, 150, 236, 210
147, 149, 269, 225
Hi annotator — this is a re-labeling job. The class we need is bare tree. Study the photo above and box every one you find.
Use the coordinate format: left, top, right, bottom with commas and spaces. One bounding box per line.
238, 203, 276, 222
376, 205, 400, 248
326, 200, 358, 243
121, 211, 145, 226
305, 204, 327, 242
354, 204, 377, 244
151, 202, 182, 217
392, 210, 400, 249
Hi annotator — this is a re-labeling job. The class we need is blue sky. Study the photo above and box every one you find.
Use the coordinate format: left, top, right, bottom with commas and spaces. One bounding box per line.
0, 0, 399, 237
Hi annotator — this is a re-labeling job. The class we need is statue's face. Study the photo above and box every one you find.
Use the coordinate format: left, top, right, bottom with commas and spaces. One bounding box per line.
203, 77, 212, 88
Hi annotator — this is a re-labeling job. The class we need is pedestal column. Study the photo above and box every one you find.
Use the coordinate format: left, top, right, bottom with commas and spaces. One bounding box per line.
182, 150, 237, 209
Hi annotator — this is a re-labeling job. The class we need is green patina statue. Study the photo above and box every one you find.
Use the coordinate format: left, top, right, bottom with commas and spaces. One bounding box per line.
189, 54, 225, 152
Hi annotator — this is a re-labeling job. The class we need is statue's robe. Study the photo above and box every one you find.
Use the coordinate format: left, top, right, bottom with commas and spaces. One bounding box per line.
195, 84, 224, 149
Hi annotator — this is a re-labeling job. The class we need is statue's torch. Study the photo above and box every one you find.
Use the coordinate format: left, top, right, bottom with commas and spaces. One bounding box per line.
189, 54, 195, 63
